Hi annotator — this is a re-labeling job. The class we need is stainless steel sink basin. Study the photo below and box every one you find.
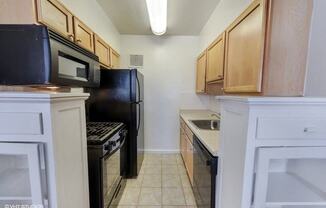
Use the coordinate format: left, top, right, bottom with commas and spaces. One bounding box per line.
190, 120, 220, 131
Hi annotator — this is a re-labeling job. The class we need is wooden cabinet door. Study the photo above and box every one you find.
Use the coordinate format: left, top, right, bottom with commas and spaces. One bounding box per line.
206, 32, 225, 83
224, 0, 267, 93
110, 48, 120, 68
36, 0, 74, 40
94, 34, 110, 67
185, 136, 194, 185
73, 17, 94, 52
180, 128, 186, 161
196, 51, 207, 93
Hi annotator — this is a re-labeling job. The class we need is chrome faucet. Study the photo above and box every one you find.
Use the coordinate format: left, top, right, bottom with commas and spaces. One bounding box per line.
210, 113, 220, 130
211, 113, 220, 119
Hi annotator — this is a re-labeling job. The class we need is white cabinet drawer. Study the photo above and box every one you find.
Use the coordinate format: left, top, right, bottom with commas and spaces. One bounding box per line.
256, 117, 326, 140
0, 112, 43, 135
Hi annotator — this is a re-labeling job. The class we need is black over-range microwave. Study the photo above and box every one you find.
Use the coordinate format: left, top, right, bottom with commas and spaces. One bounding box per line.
0, 25, 100, 87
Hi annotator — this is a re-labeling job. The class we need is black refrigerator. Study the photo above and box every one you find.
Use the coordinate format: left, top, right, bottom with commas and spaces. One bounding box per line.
86, 69, 144, 177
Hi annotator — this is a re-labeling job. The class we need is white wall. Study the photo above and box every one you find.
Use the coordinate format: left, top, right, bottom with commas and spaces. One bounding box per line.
304, 0, 326, 96
120, 35, 209, 152
59, 0, 121, 52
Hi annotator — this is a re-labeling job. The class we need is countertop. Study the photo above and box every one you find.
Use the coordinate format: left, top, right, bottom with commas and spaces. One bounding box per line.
0, 91, 89, 100
179, 109, 220, 157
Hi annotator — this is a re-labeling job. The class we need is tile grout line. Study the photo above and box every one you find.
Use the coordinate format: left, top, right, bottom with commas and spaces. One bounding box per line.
178, 154, 188, 207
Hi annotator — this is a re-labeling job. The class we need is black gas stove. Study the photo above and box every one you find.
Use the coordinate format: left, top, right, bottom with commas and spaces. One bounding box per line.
87, 121, 127, 207
86, 122, 124, 144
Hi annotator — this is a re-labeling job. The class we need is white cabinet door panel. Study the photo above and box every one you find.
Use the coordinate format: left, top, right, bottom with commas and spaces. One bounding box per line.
253, 147, 326, 208
0, 143, 46, 207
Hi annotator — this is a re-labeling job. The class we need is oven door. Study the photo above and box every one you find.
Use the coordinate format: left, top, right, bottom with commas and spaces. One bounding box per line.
102, 148, 122, 208
102, 131, 127, 208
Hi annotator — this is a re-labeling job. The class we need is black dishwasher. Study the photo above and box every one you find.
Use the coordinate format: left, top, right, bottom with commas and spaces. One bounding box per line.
193, 136, 218, 208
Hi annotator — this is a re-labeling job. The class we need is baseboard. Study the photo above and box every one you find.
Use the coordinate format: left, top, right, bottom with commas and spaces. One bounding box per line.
144, 149, 180, 154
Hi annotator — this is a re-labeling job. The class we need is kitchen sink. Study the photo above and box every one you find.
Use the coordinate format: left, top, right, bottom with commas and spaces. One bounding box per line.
190, 120, 220, 131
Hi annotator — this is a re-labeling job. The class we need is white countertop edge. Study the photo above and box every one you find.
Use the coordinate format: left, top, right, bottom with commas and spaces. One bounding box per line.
216, 95, 326, 104
179, 110, 220, 157
0, 91, 90, 99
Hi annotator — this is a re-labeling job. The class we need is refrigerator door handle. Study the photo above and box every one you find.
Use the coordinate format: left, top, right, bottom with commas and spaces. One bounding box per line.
136, 72, 141, 102
137, 103, 141, 135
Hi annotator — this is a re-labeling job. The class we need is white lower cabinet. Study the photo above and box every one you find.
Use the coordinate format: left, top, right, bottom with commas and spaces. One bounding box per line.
0, 92, 90, 208
218, 96, 326, 208
0, 143, 47, 207
253, 147, 326, 208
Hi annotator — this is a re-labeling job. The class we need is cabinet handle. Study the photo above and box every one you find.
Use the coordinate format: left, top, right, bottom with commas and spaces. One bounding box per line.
76, 39, 82, 43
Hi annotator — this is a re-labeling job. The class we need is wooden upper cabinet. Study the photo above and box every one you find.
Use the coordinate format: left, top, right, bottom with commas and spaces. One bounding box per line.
0, 0, 37, 24
223, 0, 312, 96
224, 0, 266, 93
94, 34, 110, 67
36, 0, 74, 40
110, 48, 120, 68
196, 51, 207, 93
0, 0, 74, 40
206, 32, 226, 83
73, 17, 94, 52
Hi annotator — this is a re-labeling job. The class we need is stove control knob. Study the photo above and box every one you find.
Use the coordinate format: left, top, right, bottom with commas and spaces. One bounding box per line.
104, 144, 112, 151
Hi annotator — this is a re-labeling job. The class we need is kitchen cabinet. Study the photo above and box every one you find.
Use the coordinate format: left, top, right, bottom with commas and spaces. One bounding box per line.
94, 34, 111, 67
36, 0, 74, 41
218, 96, 326, 208
185, 137, 194, 185
224, 0, 312, 95
0, 143, 46, 206
0, 0, 74, 41
196, 51, 207, 93
206, 32, 225, 83
74, 17, 94, 52
224, 0, 266, 93
0, 92, 90, 208
179, 118, 194, 185
110, 48, 120, 68
180, 127, 186, 160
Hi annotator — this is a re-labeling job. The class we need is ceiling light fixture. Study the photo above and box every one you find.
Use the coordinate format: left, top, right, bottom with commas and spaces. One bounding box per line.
145, 0, 167, 36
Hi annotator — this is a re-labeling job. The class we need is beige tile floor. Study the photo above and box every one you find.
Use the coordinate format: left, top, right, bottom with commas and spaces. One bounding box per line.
117, 153, 197, 208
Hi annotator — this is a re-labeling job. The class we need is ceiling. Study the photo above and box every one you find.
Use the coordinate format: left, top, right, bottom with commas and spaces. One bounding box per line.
97, 0, 221, 35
